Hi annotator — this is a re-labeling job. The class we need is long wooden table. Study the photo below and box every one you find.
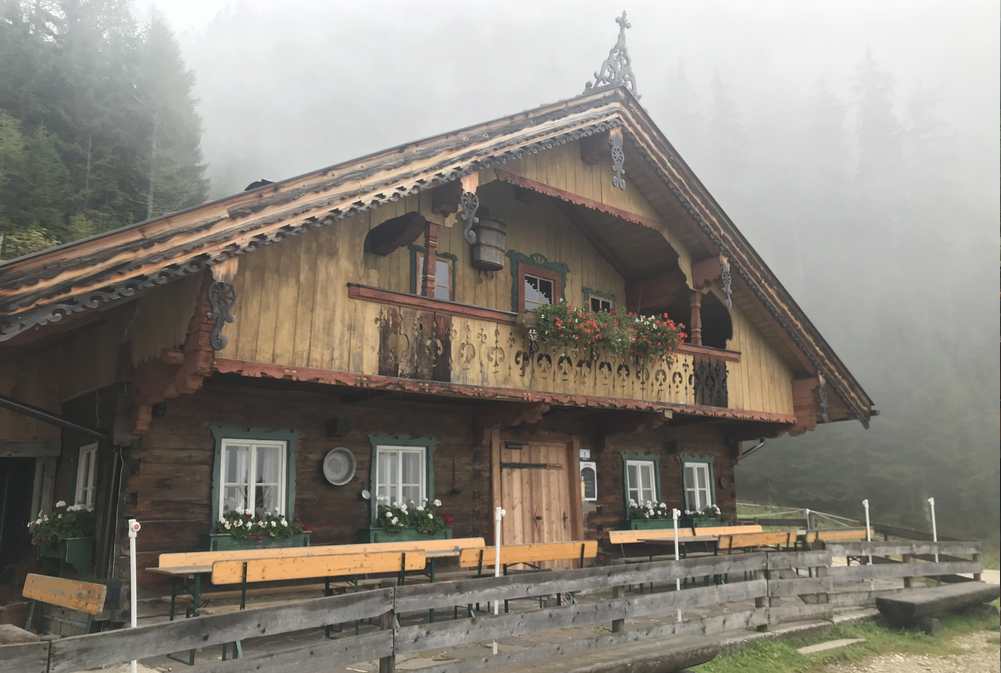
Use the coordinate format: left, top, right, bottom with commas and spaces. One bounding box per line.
148, 548, 461, 619
638, 536, 720, 558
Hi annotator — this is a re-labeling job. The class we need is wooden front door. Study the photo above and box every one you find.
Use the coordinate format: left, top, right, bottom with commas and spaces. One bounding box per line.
498, 440, 576, 547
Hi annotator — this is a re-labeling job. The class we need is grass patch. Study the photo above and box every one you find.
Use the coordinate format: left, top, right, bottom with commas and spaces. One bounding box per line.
692, 608, 999, 673
981, 544, 999, 570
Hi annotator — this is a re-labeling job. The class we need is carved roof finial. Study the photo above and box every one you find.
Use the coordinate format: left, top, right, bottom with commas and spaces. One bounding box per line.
584, 10, 639, 98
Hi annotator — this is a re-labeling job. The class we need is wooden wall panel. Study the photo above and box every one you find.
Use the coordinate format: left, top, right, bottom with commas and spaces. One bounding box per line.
130, 275, 202, 366
726, 301, 794, 415
216, 142, 795, 418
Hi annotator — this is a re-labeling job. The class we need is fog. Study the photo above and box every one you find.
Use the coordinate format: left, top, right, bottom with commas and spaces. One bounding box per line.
155, 0, 999, 539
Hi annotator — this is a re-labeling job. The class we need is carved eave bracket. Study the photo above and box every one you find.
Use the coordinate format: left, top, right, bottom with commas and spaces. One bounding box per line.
692, 254, 732, 308
609, 127, 626, 190
208, 258, 238, 351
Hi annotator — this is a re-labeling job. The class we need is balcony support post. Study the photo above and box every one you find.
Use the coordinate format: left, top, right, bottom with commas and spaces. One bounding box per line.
421, 218, 440, 298
689, 290, 703, 346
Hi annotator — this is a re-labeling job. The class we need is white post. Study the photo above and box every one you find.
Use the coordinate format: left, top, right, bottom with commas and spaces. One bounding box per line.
672, 508, 682, 622
128, 518, 141, 673
492, 506, 506, 656
804, 508, 811, 532
927, 497, 938, 563
861, 499, 872, 565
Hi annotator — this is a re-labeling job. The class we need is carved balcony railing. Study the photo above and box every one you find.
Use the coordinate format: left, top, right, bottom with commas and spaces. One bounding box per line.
361, 286, 731, 409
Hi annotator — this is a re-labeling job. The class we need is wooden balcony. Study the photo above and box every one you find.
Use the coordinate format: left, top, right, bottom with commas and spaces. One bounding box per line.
350, 285, 740, 415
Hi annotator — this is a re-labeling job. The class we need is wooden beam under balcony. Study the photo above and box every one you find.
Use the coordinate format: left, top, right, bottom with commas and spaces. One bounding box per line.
213, 358, 797, 426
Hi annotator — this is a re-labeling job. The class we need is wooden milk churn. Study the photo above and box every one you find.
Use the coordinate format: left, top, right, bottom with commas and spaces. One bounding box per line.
471, 210, 507, 271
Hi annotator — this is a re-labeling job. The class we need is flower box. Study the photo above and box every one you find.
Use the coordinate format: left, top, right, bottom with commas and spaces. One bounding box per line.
37, 537, 94, 577
628, 519, 674, 530
208, 532, 311, 551
361, 527, 452, 543
685, 516, 723, 528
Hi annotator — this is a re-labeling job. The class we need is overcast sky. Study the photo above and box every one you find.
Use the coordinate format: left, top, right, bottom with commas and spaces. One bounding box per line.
132, 0, 999, 197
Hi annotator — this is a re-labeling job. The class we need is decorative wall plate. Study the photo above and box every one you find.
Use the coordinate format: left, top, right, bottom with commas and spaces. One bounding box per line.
323, 447, 356, 486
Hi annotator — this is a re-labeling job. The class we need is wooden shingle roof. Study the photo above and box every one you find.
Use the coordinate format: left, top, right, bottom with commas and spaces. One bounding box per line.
0, 86, 875, 425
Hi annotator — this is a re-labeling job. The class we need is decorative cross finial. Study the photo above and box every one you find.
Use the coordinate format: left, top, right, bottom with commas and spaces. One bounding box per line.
584, 10, 639, 97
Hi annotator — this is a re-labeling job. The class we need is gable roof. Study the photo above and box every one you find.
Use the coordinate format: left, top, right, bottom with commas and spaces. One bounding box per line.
0, 86, 875, 425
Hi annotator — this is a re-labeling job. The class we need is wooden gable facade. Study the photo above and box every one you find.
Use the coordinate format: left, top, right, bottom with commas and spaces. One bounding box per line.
0, 87, 874, 608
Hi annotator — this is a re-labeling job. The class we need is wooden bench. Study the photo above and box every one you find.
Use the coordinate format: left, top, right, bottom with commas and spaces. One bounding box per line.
205, 551, 426, 661
609, 525, 764, 559
458, 541, 597, 613
804, 528, 868, 545
11, 574, 108, 640
152, 537, 484, 619
719, 530, 794, 554
876, 582, 1001, 633
459, 540, 598, 574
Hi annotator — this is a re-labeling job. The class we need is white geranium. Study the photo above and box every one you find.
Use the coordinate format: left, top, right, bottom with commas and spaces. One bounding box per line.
55, 500, 66, 508
390, 517, 399, 525
224, 521, 231, 530
433, 499, 442, 507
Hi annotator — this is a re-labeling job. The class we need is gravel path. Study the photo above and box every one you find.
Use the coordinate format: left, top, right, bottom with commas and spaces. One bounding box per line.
821, 630, 1000, 673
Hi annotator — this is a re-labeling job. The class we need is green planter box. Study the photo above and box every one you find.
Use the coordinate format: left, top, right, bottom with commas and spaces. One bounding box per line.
361, 527, 452, 543
37, 537, 94, 577
687, 516, 723, 528
208, 532, 311, 551
628, 519, 674, 530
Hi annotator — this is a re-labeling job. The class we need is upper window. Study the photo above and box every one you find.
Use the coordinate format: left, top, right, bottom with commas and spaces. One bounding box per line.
589, 296, 613, 313
413, 251, 454, 301
580, 461, 597, 502
74, 443, 98, 509
219, 438, 288, 517
625, 459, 657, 505
374, 445, 427, 505
683, 461, 714, 511
509, 252, 567, 313
524, 273, 555, 311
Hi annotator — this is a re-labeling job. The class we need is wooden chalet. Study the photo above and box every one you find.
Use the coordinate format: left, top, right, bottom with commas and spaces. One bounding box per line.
0, 19, 874, 614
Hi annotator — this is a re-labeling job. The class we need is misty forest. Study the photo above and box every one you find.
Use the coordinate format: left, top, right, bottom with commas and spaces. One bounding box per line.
0, 0, 997, 542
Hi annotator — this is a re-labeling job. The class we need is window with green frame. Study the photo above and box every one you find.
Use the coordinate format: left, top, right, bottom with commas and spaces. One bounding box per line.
682, 459, 715, 511
209, 425, 298, 523
621, 453, 662, 510
368, 434, 437, 522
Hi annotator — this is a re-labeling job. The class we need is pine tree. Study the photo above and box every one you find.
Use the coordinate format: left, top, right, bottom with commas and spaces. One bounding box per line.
137, 10, 208, 219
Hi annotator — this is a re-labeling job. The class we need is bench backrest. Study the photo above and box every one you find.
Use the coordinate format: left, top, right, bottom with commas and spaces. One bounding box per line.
608, 524, 763, 545
22, 573, 107, 616
808, 529, 867, 544
459, 541, 598, 569
693, 525, 764, 537
160, 537, 484, 569
719, 530, 793, 552
211, 550, 427, 585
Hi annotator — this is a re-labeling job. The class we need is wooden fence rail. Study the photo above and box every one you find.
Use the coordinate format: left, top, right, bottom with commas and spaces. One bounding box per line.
0, 541, 983, 673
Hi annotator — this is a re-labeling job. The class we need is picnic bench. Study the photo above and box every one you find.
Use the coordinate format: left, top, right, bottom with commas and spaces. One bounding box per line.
150, 537, 485, 618
458, 541, 598, 613
876, 581, 1001, 633
608, 525, 764, 560
803, 528, 868, 545
459, 540, 599, 574
0, 574, 108, 646
719, 530, 795, 554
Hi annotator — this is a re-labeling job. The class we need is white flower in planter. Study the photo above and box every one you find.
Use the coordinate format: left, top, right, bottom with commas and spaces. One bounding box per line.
55, 500, 66, 508
385, 511, 393, 519
433, 499, 442, 507
224, 521, 232, 530
244, 509, 253, 516
391, 517, 399, 525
